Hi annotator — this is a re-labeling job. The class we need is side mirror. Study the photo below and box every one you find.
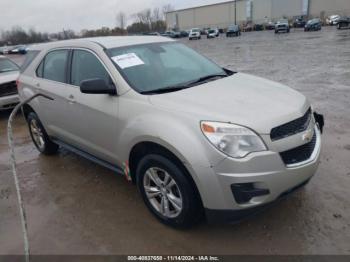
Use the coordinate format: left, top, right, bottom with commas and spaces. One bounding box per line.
80, 78, 116, 95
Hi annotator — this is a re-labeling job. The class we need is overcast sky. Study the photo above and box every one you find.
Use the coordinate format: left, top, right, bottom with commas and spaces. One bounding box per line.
0, 0, 226, 33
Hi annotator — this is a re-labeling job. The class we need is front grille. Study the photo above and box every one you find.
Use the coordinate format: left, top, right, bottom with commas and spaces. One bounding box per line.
280, 131, 317, 166
0, 81, 18, 97
270, 108, 311, 141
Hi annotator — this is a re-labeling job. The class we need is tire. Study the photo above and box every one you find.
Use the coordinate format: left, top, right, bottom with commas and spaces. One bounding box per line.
27, 112, 59, 155
136, 154, 203, 228
275, 30, 278, 34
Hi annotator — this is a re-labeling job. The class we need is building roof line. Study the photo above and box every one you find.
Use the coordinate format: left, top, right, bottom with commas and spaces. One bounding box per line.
166, 0, 241, 14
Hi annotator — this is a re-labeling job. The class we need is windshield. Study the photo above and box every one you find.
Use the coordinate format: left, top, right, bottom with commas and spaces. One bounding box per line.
107, 42, 226, 94
0, 58, 19, 73
208, 30, 215, 33
191, 29, 200, 32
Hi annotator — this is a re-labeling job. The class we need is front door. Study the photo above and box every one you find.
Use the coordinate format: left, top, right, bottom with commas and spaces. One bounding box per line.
63, 49, 119, 163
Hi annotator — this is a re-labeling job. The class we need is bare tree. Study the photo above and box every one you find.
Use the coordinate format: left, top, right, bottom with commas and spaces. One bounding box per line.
116, 11, 127, 29
162, 4, 174, 19
152, 7, 161, 22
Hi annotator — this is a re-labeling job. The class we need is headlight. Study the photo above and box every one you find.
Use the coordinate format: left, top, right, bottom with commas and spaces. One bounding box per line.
201, 121, 267, 158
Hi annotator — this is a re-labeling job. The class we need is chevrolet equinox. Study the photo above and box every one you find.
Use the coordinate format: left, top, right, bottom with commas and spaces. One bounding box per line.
18, 36, 323, 228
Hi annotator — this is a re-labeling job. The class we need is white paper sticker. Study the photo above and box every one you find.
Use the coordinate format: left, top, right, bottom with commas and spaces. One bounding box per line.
112, 53, 144, 69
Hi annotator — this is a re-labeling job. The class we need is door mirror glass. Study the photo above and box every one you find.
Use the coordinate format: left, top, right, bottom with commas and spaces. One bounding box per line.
80, 78, 116, 95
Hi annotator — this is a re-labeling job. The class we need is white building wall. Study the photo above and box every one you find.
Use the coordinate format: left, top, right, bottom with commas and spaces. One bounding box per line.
310, 0, 350, 17
166, 0, 350, 30
270, 0, 303, 18
252, 0, 272, 23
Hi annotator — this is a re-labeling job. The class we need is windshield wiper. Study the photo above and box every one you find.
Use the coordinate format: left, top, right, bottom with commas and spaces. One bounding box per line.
140, 85, 191, 94
140, 73, 228, 95
186, 73, 228, 86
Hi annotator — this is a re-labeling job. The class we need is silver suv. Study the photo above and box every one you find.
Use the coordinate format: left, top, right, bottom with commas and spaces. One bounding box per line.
18, 36, 323, 227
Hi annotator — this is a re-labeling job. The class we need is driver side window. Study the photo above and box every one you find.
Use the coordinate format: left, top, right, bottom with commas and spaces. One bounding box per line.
70, 50, 110, 86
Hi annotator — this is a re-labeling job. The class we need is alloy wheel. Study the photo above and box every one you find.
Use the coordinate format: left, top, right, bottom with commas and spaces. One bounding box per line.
30, 119, 45, 150
143, 167, 183, 218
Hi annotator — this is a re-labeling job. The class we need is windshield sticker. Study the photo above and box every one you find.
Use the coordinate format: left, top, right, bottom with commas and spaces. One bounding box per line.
111, 53, 144, 69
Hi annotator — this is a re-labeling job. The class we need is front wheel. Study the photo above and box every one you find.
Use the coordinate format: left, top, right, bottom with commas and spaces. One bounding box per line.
136, 154, 203, 228
27, 112, 59, 155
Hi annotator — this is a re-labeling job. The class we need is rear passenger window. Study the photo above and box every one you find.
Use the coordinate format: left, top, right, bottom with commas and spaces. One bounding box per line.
42, 50, 69, 83
71, 50, 110, 86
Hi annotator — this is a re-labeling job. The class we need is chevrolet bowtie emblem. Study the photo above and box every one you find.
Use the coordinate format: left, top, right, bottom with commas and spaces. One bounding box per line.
302, 129, 313, 142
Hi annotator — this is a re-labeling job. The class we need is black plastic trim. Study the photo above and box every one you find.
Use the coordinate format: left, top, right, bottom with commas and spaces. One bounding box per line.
206, 178, 311, 224
51, 138, 124, 175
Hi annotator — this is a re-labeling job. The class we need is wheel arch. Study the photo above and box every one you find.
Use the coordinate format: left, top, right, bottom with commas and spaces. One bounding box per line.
128, 140, 204, 208
22, 103, 36, 120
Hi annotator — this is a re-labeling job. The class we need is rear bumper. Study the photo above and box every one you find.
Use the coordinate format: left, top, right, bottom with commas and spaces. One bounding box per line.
0, 94, 19, 110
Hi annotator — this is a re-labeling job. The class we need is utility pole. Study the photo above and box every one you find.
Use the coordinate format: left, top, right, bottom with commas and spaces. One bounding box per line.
234, 0, 237, 25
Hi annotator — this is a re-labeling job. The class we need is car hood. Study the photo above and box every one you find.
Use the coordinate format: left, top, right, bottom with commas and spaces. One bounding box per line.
0, 71, 19, 85
148, 73, 309, 134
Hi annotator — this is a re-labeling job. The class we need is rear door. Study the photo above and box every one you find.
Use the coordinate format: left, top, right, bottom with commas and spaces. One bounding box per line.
34, 49, 73, 140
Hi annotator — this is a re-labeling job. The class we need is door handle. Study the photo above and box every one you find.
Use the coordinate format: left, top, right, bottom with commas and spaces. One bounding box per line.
67, 94, 76, 104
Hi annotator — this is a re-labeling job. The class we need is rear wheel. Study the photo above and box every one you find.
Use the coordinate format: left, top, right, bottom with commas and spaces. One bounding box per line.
27, 112, 59, 155
136, 154, 203, 228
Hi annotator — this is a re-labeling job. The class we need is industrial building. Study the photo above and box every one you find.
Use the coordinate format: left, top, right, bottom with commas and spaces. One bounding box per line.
166, 0, 350, 30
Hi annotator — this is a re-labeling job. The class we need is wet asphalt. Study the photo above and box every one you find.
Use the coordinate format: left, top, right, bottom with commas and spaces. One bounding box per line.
0, 26, 349, 255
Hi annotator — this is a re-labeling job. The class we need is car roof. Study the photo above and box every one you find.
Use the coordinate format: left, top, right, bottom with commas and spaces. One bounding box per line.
28, 36, 174, 51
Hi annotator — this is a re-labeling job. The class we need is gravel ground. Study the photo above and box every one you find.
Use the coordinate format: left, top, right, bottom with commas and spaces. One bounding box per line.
0, 26, 349, 255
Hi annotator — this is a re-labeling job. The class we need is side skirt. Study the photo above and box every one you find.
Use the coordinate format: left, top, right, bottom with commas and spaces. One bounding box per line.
51, 138, 124, 175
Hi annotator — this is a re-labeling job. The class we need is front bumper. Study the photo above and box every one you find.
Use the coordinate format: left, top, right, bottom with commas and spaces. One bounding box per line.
0, 94, 19, 110
194, 124, 321, 222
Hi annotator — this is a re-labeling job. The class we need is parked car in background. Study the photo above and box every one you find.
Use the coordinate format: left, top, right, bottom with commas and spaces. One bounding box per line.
143, 32, 160, 36
189, 28, 201, 40
293, 17, 306, 28
275, 19, 290, 33
180, 31, 189, 38
202, 28, 210, 35
265, 21, 275, 30
305, 18, 322, 31
337, 16, 350, 29
18, 45, 29, 54
0, 56, 20, 110
254, 24, 264, 31
8, 45, 26, 54
226, 25, 241, 37
207, 28, 219, 38
161, 31, 180, 38
243, 23, 253, 32
0, 46, 11, 55
326, 15, 340, 25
